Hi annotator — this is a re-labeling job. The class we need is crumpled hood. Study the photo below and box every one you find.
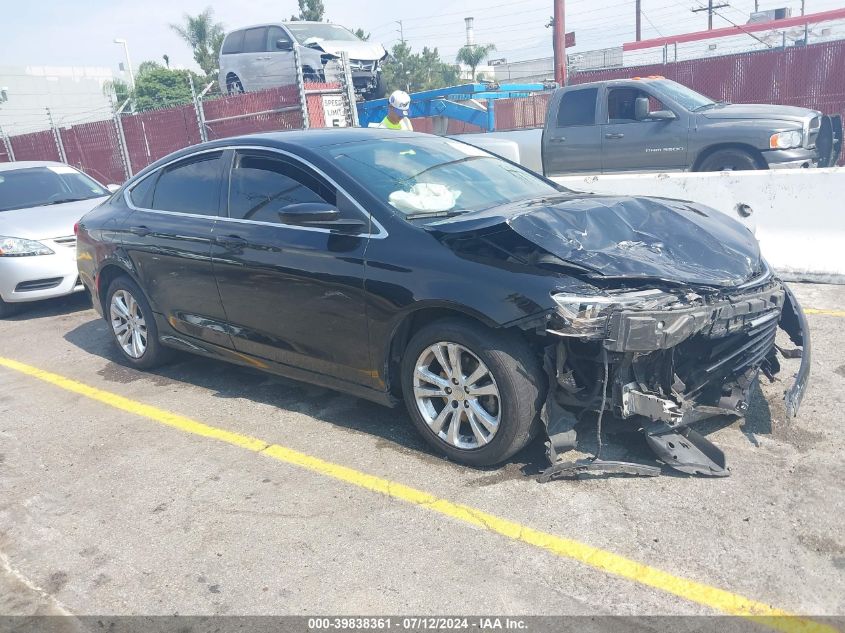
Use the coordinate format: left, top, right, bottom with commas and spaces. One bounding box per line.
701, 103, 817, 123
301, 39, 386, 61
0, 197, 107, 240
427, 194, 762, 287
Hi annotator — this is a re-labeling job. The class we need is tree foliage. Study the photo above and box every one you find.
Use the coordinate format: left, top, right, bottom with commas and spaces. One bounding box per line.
291, 0, 325, 21
131, 63, 205, 111
382, 42, 460, 93
170, 7, 225, 78
456, 43, 497, 81
353, 28, 370, 41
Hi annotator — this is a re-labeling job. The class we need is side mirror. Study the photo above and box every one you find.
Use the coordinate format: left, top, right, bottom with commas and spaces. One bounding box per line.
276, 39, 293, 51
634, 97, 649, 121
278, 202, 339, 224
106, 184, 120, 193
648, 109, 677, 121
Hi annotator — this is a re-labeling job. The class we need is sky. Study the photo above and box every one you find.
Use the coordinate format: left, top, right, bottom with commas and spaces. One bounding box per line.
0, 0, 841, 77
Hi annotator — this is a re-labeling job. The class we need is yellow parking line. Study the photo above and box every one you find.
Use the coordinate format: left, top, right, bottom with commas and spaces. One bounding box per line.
0, 355, 834, 633
804, 308, 845, 317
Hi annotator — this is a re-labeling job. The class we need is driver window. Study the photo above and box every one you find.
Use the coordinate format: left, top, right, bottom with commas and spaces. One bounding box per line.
229, 152, 356, 225
266, 26, 290, 51
607, 88, 667, 123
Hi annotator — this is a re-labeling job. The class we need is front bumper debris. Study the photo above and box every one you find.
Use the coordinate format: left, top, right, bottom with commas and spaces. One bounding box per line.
539, 276, 811, 480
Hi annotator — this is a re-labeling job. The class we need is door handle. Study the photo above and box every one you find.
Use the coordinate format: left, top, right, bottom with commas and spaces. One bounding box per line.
549, 136, 566, 143
605, 133, 625, 140
128, 225, 151, 237
214, 234, 247, 247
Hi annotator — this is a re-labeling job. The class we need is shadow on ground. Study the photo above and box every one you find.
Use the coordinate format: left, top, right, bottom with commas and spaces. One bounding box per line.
63, 316, 774, 484
4, 292, 92, 322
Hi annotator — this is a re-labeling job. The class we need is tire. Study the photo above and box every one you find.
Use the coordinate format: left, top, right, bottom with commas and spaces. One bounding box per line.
697, 148, 762, 171
226, 74, 244, 95
0, 297, 21, 319
303, 67, 325, 83
400, 318, 545, 467
105, 276, 171, 369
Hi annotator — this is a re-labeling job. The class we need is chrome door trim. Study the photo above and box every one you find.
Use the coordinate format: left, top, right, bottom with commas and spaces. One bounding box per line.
124, 144, 388, 239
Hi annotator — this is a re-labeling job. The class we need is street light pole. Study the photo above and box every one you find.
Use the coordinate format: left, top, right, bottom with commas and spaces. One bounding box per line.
113, 38, 135, 90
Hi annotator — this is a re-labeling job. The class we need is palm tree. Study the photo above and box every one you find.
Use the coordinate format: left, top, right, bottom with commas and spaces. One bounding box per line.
456, 43, 496, 82
170, 8, 225, 78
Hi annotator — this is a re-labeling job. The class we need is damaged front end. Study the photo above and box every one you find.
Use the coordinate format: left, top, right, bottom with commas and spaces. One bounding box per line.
538, 265, 811, 479
426, 192, 811, 479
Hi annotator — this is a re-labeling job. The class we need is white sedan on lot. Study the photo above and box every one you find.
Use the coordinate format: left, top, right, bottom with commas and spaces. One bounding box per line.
0, 161, 115, 317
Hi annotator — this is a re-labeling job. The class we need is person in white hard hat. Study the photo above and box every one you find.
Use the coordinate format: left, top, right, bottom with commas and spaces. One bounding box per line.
381, 90, 413, 130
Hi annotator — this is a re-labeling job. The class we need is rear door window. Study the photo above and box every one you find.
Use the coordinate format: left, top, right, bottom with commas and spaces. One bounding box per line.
243, 27, 267, 54
221, 30, 245, 55
129, 172, 157, 208
150, 152, 224, 215
556, 88, 598, 127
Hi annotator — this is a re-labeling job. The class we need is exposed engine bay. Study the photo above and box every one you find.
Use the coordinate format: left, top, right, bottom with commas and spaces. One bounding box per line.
537, 272, 809, 479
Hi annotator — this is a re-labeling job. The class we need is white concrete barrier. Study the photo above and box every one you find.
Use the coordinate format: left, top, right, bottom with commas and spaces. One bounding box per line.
552, 168, 845, 284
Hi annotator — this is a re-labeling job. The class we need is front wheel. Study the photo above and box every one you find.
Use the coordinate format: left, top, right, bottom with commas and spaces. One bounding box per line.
225, 74, 244, 95
697, 148, 762, 171
400, 318, 545, 467
106, 276, 170, 369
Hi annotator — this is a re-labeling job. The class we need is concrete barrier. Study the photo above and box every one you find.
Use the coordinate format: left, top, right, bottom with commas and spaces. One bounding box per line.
552, 168, 845, 284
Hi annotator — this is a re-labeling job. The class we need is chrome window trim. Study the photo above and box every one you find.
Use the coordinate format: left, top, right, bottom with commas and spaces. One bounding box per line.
124, 144, 388, 239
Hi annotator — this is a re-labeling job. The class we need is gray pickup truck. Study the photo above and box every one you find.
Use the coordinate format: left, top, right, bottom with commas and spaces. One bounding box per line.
483, 78, 841, 175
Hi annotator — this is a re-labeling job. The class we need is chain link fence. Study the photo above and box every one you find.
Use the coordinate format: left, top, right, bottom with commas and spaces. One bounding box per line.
3, 42, 844, 178
0, 54, 358, 184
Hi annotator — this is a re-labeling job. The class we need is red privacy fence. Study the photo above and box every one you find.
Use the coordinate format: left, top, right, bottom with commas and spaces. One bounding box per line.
4, 40, 844, 180
493, 39, 845, 131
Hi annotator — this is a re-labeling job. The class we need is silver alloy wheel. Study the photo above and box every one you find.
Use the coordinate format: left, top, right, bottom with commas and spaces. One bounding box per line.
109, 289, 147, 359
413, 342, 501, 450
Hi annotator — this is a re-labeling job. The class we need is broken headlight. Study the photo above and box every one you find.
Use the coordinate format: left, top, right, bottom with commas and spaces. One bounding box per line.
550, 289, 676, 338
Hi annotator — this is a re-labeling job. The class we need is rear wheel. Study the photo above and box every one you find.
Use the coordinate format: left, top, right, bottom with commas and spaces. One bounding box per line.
698, 148, 761, 171
106, 276, 170, 369
401, 318, 545, 467
225, 74, 244, 95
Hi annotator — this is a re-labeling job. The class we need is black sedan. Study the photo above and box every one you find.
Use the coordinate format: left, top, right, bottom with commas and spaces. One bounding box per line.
76, 128, 810, 477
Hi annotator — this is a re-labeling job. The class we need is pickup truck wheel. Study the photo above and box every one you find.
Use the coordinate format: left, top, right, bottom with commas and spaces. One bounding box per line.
698, 148, 761, 171
401, 318, 545, 467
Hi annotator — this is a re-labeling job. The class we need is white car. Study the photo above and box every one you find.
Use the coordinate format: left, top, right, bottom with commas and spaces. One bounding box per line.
0, 161, 114, 317
218, 21, 387, 99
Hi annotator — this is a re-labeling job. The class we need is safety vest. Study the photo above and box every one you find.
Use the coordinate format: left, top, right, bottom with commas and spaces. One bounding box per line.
380, 116, 413, 131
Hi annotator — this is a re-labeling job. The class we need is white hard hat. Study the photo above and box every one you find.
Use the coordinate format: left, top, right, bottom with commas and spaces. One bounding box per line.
388, 90, 411, 115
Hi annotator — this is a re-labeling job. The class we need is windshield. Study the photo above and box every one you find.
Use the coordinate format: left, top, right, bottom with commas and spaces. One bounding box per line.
327, 136, 558, 219
286, 23, 361, 42
0, 166, 108, 212
653, 80, 716, 110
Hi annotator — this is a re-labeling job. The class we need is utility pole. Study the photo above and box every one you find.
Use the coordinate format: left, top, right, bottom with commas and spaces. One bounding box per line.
553, 0, 566, 85
396, 20, 405, 44
692, 0, 729, 30
801, 0, 805, 15
636, 0, 642, 41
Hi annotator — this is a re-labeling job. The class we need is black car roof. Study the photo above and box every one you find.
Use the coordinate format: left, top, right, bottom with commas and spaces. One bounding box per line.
210, 127, 422, 149
128, 127, 426, 183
